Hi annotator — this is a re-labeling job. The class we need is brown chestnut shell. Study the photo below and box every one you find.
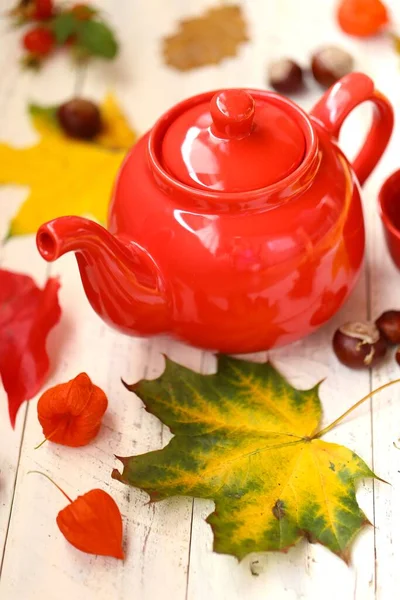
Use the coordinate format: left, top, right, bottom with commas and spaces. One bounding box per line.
57, 98, 102, 140
332, 322, 387, 369
311, 46, 354, 88
376, 310, 400, 345
268, 59, 304, 94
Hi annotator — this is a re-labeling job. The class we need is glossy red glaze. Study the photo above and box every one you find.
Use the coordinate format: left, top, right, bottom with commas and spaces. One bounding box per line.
311, 72, 393, 185
379, 169, 400, 270
210, 90, 255, 138
36, 73, 394, 353
161, 89, 305, 191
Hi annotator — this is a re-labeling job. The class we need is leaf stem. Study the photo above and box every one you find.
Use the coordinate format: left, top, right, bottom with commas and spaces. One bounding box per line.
28, 470, 73, 503
313, 378, 400, 439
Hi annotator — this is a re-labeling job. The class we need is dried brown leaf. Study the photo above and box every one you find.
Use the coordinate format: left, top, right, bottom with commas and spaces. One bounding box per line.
393, 34, 400, 55
163, 5, 248, 71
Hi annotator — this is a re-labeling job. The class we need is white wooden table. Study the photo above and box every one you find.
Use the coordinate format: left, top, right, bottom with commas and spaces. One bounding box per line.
1, 0, 400, 598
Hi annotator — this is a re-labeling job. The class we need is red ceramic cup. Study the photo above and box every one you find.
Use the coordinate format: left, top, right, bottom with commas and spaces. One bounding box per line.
379, 169, 400, 270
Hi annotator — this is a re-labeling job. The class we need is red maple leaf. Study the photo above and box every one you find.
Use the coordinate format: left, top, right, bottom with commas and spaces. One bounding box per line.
0, 269, 61, 427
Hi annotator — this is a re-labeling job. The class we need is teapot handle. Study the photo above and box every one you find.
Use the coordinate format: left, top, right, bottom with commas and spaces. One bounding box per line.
310, 72, 394, 186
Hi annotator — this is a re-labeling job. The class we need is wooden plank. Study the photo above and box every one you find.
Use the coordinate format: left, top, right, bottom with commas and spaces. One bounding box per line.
0, 0, 83, 568
0, 0, 199, 596
1, 0, 398, 596
0, 253, 200, 600
344, 1, 400, 596
368, 195, 400, 600
367, 115, 400, 599
0, 40, 79, 568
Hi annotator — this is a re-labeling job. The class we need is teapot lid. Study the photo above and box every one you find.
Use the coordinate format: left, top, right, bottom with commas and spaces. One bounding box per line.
160, 89, 306, 192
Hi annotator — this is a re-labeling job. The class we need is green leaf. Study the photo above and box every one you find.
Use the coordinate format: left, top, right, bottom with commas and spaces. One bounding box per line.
51, 13, 78, 45
112, 356, 376, 562
28, 104, 59, 129
76, 20, 118, 59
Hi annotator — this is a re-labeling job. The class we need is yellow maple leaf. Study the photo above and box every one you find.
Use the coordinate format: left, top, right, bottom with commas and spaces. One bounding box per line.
95, 94, 136, 150
114, 357, 399, 563
0, 94, 137, 237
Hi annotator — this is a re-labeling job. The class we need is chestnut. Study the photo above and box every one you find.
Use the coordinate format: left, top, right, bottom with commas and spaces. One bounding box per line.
332, 321, 387, 369
311, 46, 354, 88
267, 59, 304, 94
375, 310, 400, 345
57, 98, 102, 140
396, 348, 400, 367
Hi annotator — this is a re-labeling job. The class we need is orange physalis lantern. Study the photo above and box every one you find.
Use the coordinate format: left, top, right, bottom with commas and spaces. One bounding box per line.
57, 488, 125, 559
37, 372, 108, 447
30, 471, 124, 559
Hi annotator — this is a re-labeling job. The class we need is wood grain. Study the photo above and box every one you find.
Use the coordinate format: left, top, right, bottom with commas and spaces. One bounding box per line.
1, 0, 400, 598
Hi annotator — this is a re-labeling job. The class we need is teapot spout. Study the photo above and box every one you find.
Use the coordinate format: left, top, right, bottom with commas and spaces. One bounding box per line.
36, 216, 170, 336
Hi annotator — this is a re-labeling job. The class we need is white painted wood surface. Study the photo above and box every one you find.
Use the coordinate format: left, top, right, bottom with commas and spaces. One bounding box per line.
1, 0, 400, 598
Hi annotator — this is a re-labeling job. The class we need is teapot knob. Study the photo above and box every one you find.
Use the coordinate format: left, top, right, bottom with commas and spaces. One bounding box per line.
210, 90, 255, 139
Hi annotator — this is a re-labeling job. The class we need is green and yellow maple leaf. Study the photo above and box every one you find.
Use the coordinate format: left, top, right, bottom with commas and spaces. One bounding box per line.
0, 94, 136, 237
113, 356, 378, 562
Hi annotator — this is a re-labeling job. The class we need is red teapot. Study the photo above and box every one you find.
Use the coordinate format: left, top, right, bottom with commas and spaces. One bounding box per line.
37, 73, 394, 353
